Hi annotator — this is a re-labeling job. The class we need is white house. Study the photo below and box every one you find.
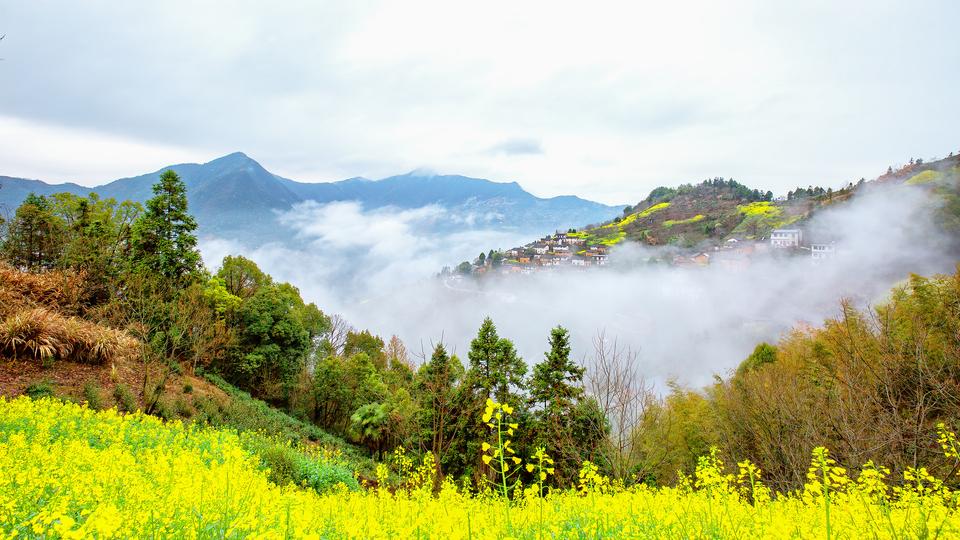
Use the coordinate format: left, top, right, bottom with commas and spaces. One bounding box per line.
591, 253, 609, 265
811, 243, 836, 260
770, 229, 802, 248
533, 245, 549, 254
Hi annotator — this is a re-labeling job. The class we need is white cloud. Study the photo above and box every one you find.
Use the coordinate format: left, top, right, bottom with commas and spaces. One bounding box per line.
1, 1, 958, 202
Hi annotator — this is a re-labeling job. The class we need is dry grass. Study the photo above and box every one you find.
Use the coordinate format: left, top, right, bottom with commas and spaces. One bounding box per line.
0, 307, 137, 365
0, 263, 85, 318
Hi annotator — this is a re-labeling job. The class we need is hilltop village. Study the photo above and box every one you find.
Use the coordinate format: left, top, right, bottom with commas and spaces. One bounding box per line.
442, 226, 834, 280
443, 152, 960, 280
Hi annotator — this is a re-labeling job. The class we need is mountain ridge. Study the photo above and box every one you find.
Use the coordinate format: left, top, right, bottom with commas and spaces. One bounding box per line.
0, 153, 622, 243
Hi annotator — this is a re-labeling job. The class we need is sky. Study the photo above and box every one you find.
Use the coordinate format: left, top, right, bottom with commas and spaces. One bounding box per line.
1, 0, 959, 204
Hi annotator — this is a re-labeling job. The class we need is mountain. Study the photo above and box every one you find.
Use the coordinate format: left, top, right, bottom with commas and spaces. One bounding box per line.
0, 153, 621, 243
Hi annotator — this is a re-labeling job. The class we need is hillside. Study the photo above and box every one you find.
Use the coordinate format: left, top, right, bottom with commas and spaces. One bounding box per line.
0, 153, 621, 243
0, 264, 373, 478
453, 153, 960, 273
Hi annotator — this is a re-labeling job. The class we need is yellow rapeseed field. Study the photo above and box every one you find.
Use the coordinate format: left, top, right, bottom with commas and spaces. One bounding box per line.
2, 396, 959, 539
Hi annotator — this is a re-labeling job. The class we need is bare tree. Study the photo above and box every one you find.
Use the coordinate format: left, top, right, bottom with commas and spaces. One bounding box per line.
585, 330, 658, 479
325, 313, 354, 357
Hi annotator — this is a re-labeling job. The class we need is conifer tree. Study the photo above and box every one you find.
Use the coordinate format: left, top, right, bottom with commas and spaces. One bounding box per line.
130, 170, 200, 282
529, 326, 584, 415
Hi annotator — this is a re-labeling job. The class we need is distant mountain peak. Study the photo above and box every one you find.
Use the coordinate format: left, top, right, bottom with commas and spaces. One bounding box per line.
206, 151, 255, 167
403, 167, 439, 178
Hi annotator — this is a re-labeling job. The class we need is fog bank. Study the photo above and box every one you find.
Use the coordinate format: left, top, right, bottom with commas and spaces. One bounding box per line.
201, 185, 957, 388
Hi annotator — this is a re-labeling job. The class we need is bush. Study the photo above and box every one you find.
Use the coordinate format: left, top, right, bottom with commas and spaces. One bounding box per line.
24, 380, 55, 399
113, 384, 137, 413
153, 398, 175, 421
82, 380, 104, 410
0, 307, 137, 365
182, 383, 193, 394
174, 397, 193, 418
243, 435, 359, 494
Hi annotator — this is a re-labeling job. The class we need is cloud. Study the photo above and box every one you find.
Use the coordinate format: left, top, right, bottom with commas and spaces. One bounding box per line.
200, 184, 957, 390
2, 1, 959, 202
487, 138, 544, 156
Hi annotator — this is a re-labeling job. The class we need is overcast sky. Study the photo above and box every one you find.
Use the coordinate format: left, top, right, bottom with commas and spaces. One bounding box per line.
1, 0, 958, 204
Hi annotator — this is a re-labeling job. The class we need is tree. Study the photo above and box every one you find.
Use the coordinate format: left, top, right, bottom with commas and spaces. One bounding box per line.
466, 317, 527, 408
529, 326, 584, 414
415, 343, 465, 475
528, 326, 588, 483
2, 193, 65, 270
130, 170, 201, 283
351, 402, 389, 458
217, 255, 271, 298
232, 284, 312, 400
344, 330, 387, 369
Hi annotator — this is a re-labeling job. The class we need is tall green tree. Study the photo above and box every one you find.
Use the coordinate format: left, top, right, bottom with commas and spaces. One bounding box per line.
2, 193, 65, 270
528, 326, 588, 483
216, 255, 271, 299
415, 343, 465, 473
130, 170, 201, 283
528, 326, 585, 414
466, 317, 527, 408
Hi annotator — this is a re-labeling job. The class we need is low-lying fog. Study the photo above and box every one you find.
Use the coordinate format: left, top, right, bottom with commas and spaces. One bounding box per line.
201, 185, 957, 389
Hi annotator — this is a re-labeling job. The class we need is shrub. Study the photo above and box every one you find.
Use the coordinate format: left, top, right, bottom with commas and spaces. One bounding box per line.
82, 380, 104, 410
0, 307, 137, 365
24, 380, 55, 399
153, 398, 175, 421
173, 397, 193, 418
182, 383, 193, 394
113, 384, 137, 413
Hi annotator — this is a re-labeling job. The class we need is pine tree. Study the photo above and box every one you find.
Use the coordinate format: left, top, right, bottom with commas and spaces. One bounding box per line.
528, 326, 585, 415
130, 170, 200, 282
466, 317, 527, 408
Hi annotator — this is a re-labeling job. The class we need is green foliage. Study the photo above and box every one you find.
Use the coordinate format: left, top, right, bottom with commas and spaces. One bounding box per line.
344, 330, 386, 369
129, 170, 201, 283
1, 193, 66, 271
202, 276, 242, 316
24, 380, 55, 400
113, 384, 137, 413
467, 317, 527, 410
216, 255, 272, 298
243, 434, 359, 493
350, 402, 389, 456
736, 343, 778, 376
905, 170, 944, 185
82, 380, 104, 410
231, 283, 313, 398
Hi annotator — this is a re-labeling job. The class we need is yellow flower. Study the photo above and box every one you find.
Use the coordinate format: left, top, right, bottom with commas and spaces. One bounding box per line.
482, 442, 491, 452
482, 455, 492, 465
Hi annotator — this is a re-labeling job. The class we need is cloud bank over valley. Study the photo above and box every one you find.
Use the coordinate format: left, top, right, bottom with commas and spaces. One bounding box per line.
201, 184, 957, 389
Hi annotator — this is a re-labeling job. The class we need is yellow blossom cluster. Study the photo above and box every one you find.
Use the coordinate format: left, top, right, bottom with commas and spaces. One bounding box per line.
2, 396, 960, 539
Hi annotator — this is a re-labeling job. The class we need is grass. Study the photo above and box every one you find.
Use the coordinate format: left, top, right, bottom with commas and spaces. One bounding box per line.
905, 170, 944, 185
0, 307, 137, 365
3, 396, 960, 539
197, 371, 374, 475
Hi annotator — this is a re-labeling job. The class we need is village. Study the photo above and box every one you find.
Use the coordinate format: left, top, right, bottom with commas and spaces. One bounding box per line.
443, 227, 837, 279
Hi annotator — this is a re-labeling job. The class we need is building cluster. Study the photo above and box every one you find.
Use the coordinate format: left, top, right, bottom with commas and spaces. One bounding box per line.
451, 227, 838, 279
671, 228, 837, 269
475, 232, 611, 276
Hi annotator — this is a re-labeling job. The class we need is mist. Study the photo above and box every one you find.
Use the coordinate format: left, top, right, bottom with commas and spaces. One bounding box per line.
200, 184, 957, 389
